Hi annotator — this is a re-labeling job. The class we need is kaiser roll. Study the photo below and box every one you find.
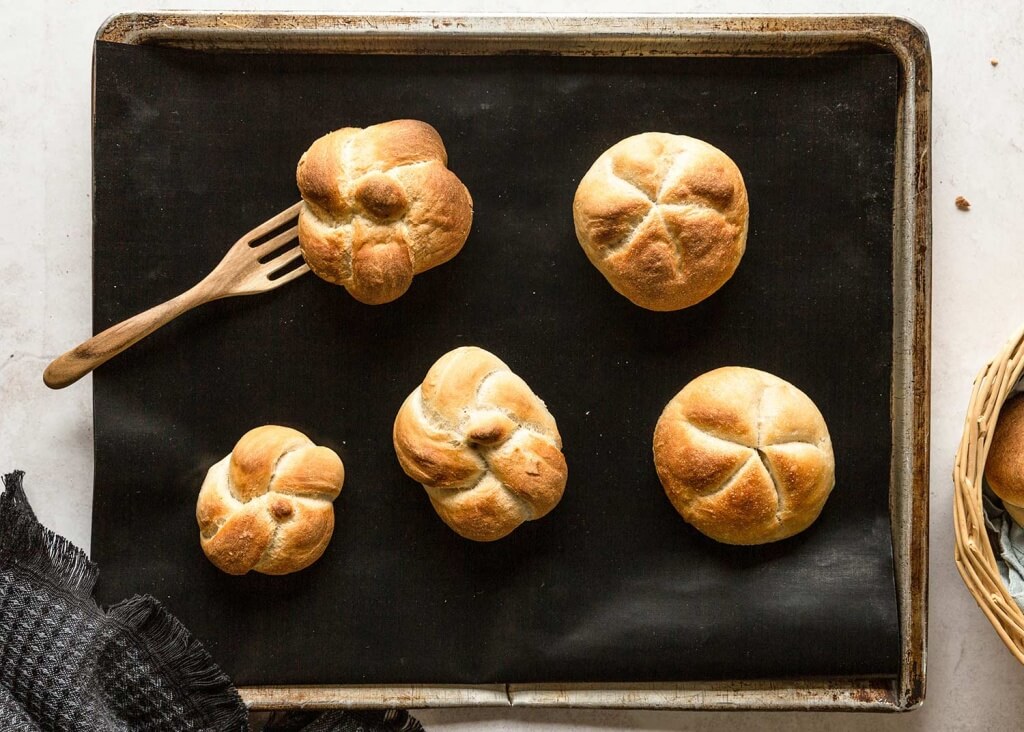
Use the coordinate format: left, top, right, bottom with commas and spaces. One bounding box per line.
985, 393, 1024, 525
393, 346, 568, 541
196, 425, 344, 575
573, 132, 748, 311
296, 119, 473, 305
653, 367, 834, 545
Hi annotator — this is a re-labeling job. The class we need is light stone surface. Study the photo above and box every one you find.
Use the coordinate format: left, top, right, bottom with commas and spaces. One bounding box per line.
2, 1, 1023, 729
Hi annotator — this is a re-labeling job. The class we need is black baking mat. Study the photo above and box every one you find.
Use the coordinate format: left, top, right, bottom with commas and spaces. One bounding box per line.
90, 41, 900, 684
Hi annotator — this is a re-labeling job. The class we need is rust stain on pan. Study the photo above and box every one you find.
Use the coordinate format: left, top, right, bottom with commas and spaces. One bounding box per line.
849, 685, 895, 705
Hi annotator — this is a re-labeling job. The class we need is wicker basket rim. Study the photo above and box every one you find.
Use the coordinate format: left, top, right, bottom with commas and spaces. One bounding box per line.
953, 324, 1024, 664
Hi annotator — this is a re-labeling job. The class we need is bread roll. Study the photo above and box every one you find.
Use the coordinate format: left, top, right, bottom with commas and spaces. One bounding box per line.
296, 119, 473, 304
196, 426, 344, 575
985, 393, 1024, 525
653, 367, 834, 545
573, 132, 748, 311
393, 346, 567, 541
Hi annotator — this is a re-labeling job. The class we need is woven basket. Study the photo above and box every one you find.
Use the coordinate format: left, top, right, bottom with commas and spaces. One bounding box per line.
954, 325, 1024, 662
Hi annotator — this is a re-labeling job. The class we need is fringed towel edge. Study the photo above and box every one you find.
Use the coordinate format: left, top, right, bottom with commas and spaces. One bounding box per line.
353, 709, 426, 732
108, 595, 248, 732
0, 471, 99, 598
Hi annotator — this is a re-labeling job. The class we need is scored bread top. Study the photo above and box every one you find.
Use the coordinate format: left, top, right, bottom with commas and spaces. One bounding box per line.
573, 132, 748, 311
653, 367, 834, 545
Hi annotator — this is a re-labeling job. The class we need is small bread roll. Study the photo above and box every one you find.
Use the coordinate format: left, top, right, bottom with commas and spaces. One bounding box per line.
296, 119, 473, 305
393, 346, 568, 541
985, 394, 1024, 525
573, 132, 748, 311
196, 426, 344, 575
653, 367, 834, 545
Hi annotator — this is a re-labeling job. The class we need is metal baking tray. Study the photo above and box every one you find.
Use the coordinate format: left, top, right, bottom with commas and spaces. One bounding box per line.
92, 12, 930, 712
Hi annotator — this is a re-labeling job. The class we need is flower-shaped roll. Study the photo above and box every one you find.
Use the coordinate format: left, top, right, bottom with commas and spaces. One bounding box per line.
296, 119, 473, 304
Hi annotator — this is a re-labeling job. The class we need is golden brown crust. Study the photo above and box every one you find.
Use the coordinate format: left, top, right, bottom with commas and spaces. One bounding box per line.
349, 226, 415, 305
653, 367, 834, 545
486, 431, 568, 519
227, 425, 309, 501
426, 476, 524, 543
296, 120, 473, 304
295, 129, 357, 213
573, 132, 748, 311
393, 346, 567, 541
985, 394, 1024, 517
196, 426, 344, 575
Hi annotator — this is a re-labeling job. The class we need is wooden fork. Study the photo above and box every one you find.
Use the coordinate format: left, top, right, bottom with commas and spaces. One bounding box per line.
43, 202, 308, 389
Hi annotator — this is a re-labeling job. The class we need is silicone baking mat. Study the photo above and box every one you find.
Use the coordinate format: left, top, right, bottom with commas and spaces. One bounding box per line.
91, 41, 900, 684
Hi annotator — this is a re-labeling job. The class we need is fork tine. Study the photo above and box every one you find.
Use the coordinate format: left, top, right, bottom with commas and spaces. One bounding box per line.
264, 244, 307, 274
247, 201, 303, 240
251, 225, 299, 256
267, 262, 311, 288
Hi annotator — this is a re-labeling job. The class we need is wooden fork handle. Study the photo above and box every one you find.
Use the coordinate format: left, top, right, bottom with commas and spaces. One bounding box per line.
43, 285, 210, 389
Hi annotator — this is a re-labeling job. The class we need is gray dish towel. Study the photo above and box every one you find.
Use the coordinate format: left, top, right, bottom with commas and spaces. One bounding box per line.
983, 487, 1024, 611
0, 472, 422, 732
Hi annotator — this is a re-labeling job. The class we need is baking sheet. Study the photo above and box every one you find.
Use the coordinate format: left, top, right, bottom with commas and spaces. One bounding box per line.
90, 41, 900, 685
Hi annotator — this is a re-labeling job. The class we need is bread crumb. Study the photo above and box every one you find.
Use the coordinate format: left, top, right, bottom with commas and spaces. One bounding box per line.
991, 57, 999, 66
955, 196, 971, 211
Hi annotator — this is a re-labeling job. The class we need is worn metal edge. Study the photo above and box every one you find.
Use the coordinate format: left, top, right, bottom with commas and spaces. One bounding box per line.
238, 679, 899, 711
879, 17, 931, 713
507, 679, 898, 711
91, 12, 932, 712
239, 685, 510, 710
95, 12, 910, 56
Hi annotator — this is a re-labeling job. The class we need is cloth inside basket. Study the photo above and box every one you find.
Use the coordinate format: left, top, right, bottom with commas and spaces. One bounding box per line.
983, 487, 1024, 611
